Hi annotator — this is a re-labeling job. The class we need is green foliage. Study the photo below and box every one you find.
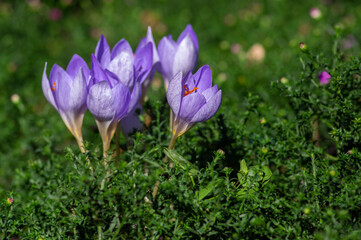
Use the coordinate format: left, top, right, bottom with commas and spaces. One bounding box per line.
1, 0, 361, 239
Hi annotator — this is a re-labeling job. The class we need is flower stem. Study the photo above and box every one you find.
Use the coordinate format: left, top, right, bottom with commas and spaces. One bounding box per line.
115, 122, 121, 166
103, 140, 111, 166
76, 137, 94, 174
168, 134, 177, 149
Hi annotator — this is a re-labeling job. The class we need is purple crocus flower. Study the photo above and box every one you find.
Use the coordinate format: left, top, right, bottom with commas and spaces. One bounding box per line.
318, 70, 331, 85
120, 27, 160, 137
166, 65, 222, 148
135, 26, 160, 101
158, 24, 198, 89
87, 55, 131, 156
42, 54, 90, 152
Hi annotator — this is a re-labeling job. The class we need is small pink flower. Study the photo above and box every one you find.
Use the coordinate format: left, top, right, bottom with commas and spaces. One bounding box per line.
48, 8, 62, 21
299, 42, 307, 51
341, 34, 356, 50
7, 198, 14, 205
230, 43, 241, 54
310, 7, 322, 19
318, 71, 331, 85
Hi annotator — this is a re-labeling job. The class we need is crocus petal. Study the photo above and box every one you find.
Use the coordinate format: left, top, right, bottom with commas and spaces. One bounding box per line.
166, 72, 184, 117
95, 34, 111, 67
104, 69, 120, 89
177, 24, 199, 52
66, 54, 90, 80
110, 39, 133, 61
90, 54, 109, 86
178, 92, 206, 121
42, 63, 57, 110
191, 90, 222, 123
134, 42, 153, 84
68, 68, 88, 113
193, 65, 212, 92
126, 79, 141, 116
201, 85, 218, 101
173, 117, 194, 137
172, 34, 197, 79
50, 64, 72, 112
87, 81, 115, 122
107, 39, 134, 89
145, 26, 160, 64
112, 82, 131, 121
121, 103, 143, 135
157, 35, 177, 80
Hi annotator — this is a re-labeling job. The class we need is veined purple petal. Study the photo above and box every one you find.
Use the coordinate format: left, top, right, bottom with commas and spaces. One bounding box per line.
107, 40, 134, 89
178, 92, 206, 121
111, 39, 133, 61
87, 80, 115, 122
50, 64, 72, 112
136, 38, 147, 53
126, 78, 142, 115
177, 24, 199, 52
104, 69, 120, 89
166, 72, 184, 117
134, 42, 153, 84
135, 27, 159, 64
112, 82, 131, 121
158, 35, 177, 80
90, 54, 109, 86
121, 103, 143, 135
201, 85, 218, 101
68, 68, 88, 113
66, 54, 90, 80
172, 34, 198, 79
193, 65, 212, 92
42, 63, 57, 110
191, 90, 222, 123
142, 26, 160, 65
95, 34, 111, 67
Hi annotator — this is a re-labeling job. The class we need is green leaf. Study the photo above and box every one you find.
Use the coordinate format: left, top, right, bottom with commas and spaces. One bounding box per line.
198, 182, 216, 201
240, 159, 248, 175
164, 148, 198, 171
261, 166, 272, 181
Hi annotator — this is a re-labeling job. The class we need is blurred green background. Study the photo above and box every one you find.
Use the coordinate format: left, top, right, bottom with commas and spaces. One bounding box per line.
0, 0, 360, 190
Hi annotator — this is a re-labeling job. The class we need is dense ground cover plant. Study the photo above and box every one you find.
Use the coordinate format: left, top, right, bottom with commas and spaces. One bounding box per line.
1, 0, 361, 239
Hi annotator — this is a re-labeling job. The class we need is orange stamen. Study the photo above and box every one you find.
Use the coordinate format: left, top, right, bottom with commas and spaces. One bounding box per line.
53, 82, 56, 87
184, 85, 199, 96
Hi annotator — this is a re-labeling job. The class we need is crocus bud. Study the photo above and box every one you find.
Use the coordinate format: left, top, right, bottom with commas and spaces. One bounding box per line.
318, 70, 331, 85
158, 24, 199, 89
166, 65, 222, 149
42, 54, 90, 152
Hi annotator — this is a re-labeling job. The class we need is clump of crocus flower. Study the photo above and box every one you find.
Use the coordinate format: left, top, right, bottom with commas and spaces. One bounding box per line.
166, 65, 222, 149
318, 70, 331, 85
88, 34, 153, 158
158, 24, 198, 89
42, 54, 90, 152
